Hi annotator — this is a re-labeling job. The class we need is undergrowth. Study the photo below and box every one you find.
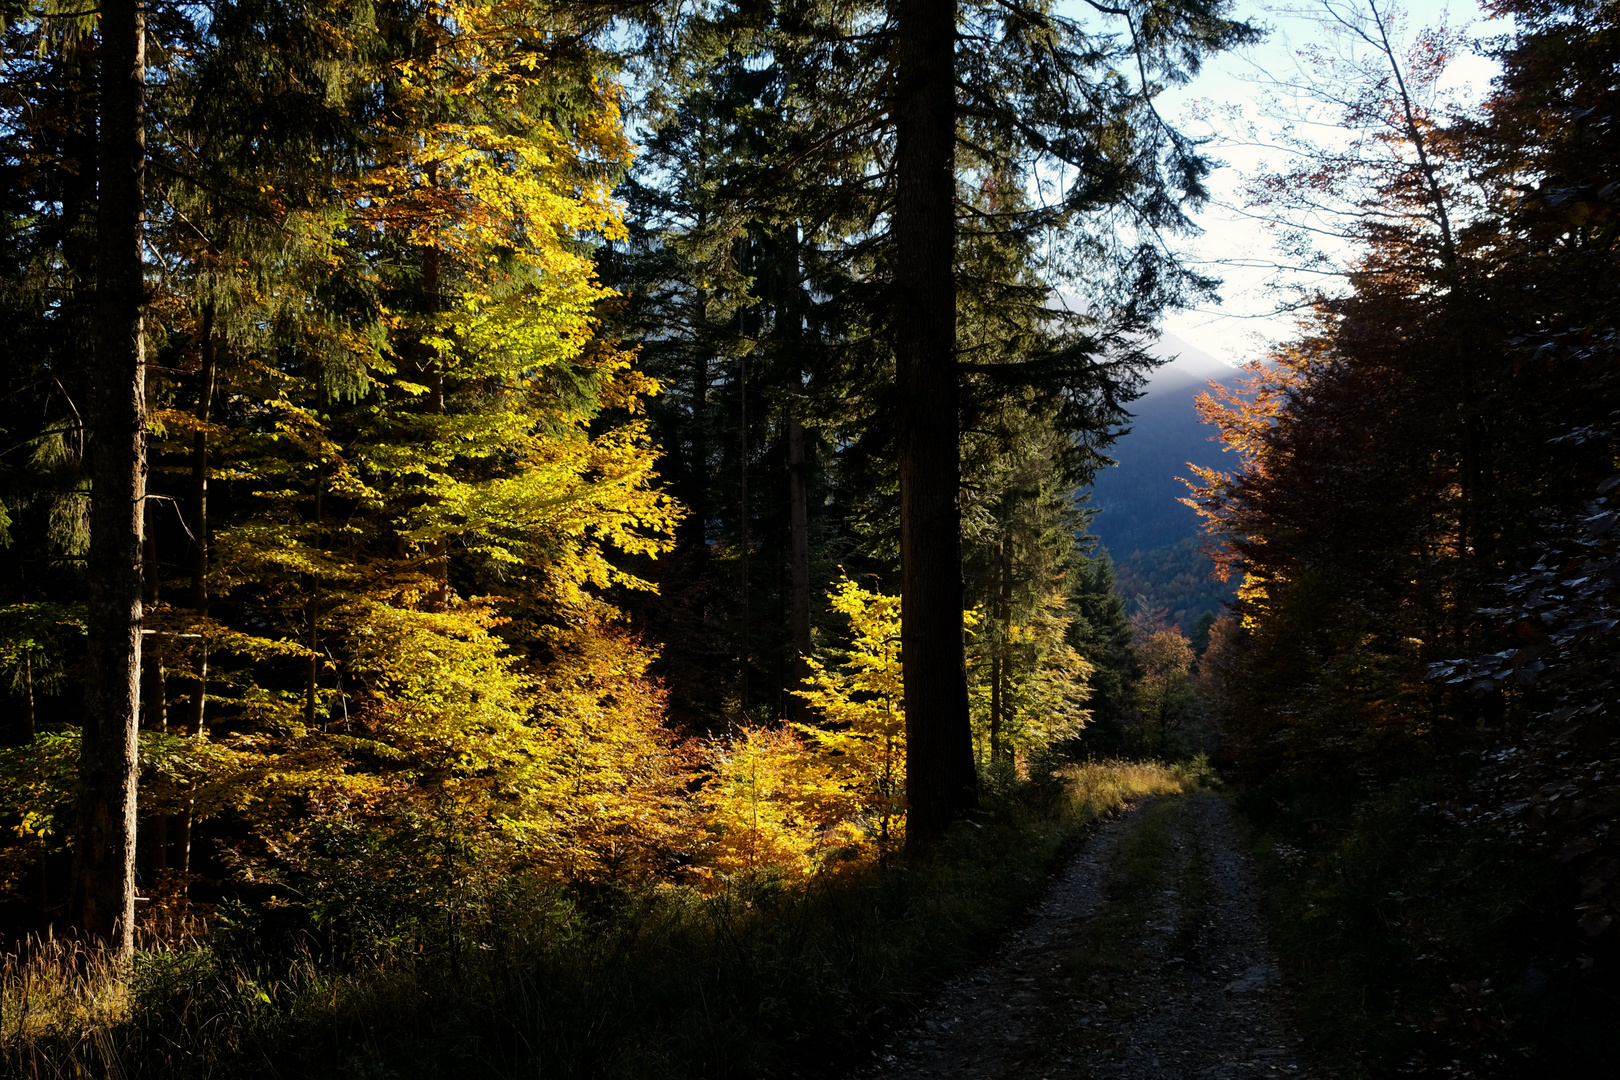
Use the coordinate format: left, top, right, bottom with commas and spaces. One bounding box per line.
2, 758, 1203, 1079
1241, 774, 1620, 1079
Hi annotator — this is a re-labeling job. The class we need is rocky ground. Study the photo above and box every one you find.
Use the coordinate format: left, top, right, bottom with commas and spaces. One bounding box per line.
849, 794, 1316, 1080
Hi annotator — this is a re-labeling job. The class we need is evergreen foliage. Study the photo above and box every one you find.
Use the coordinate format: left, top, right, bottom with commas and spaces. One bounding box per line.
1185, 1, 1620, 1070
0, 0, 1240, 1061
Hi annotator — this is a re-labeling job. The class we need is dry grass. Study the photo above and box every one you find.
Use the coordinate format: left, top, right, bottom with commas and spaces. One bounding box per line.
1, 933, 131, 1074
1, 758, 1211, 1080
1058, 755, 1213, 814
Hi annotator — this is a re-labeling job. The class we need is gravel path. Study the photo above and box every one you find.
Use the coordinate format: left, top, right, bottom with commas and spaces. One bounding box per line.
851, 794, 1316, 1080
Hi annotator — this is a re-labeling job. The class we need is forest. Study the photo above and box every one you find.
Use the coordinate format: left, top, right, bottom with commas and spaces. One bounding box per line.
1, 0, 1617, 1075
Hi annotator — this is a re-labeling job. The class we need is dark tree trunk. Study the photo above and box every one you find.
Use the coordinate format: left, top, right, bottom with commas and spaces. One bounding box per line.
896, 0, 975, 849
991, 528, 1012, 763
687, 145, 712, 574
141, 508, 165, 732
304, 466, 324, 727
421, 239, 449, 611
787, 413, 812, 717
738, 354, 750, 718
23, 655, 36, 742
139, 508, 166, 873
185, 313, 214, 737
175, 317, 214, 882
73, 0, 146, 956
687, 346, 710, 565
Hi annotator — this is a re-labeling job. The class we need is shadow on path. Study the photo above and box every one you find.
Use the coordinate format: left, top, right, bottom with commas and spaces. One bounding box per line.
850, 794, 1315, 1079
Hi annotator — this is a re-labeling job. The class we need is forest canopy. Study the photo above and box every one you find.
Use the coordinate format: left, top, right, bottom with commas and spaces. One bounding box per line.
5, 0, 1620, 1074
0, 0, 1248, 949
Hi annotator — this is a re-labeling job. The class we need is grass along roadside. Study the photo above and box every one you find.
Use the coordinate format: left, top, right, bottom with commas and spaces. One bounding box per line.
3, 758, 1208, 1080
1238, 776, 1620, 1079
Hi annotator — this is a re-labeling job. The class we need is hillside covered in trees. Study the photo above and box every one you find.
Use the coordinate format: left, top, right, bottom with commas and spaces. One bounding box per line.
2, 0, 1618, 1074
1088, 337, 1241, 631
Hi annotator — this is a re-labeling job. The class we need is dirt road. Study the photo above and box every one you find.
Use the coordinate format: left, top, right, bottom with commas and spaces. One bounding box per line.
852, 794, 1315, 1080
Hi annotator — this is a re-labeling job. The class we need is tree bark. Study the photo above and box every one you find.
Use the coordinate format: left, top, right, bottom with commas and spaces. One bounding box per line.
421, 238, 449, 611
185, 313, 214, 737
896, 0, 976, 849
996, 528, 1013, 762
990, 529, 1009, 763
175, 317, 214, 883
73, 0, 146, 957
738, 354, 750, 718
141, 508, 165, 732
685, 171, 712, 572
23, 655, 36, 742
787, 412, 812, 718
139, 507, 166, 874
304, 465, 324, 727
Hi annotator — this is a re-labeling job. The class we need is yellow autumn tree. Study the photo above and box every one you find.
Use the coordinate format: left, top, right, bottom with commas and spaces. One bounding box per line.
122, 0, 688, 925
698, 578, 923, 882
697, 726, 846, 883
792, 575, 909, 859
522, 613, 696, 884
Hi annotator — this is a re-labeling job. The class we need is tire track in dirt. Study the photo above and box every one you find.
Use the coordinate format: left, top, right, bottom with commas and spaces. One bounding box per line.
850, 794, 1315, 1080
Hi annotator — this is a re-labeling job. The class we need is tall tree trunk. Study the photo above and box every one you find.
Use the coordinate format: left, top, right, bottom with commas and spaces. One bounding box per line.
687, 141, 712, 573
189, 319, 214, 612
186, 312, 214, 736
896, 0, 975, 850
140, 509, 166, 873
782, 225, 813, 722
686, 344, 711, 566
993, 528, 1013, 763
787, 412, 812, 719
175, 316, 215, 882
73, 0, 146, 957
141, 512, 165, 733
738, 354, 750, 719
422, 238, 449, 610
989, 530, 1007, 763
988, 643, 1002, 762
23, 655, 36, 742
304, 465, 324, 727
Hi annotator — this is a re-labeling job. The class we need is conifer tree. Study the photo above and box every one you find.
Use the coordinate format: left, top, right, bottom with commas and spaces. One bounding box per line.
1066, 550, 1138, 752
72, 0, 147, 956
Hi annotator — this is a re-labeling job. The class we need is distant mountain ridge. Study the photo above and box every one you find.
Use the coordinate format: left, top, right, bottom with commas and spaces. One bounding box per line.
1087, 333, 1244, 629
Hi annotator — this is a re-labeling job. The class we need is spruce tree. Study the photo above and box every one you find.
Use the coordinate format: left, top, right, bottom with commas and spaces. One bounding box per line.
72, 0, 146, 956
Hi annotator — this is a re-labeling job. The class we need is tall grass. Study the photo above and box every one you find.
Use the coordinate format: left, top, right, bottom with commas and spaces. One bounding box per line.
2, 759, 1201, 1080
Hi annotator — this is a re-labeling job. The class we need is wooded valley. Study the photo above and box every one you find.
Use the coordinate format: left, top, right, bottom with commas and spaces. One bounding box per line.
1, 0, 1617, 1074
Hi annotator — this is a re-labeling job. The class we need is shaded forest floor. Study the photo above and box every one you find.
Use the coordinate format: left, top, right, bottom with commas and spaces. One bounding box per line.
851, 794, 1314, 1080
3, 763, 1208, 1079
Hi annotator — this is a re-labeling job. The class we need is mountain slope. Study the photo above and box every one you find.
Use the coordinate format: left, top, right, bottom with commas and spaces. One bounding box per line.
1087, 334, 1244, 629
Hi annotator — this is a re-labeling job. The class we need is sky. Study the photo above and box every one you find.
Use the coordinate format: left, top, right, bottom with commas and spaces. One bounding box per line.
1107, 0, 1505, 366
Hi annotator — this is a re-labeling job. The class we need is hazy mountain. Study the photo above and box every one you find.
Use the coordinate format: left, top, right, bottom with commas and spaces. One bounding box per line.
1087, 333, 1244, 629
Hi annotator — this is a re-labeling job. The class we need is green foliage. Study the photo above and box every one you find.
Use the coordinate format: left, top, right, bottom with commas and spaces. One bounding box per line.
2, 761, 1201, 1079
1180, 1, 1620, 1072
971, 592, 1095, 764
1065, 550, 1139, 753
